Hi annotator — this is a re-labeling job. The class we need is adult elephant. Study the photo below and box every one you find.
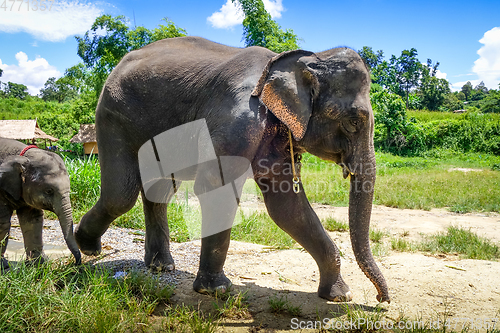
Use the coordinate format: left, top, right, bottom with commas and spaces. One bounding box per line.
0, 138, 81, 268
75, 36, 389, 303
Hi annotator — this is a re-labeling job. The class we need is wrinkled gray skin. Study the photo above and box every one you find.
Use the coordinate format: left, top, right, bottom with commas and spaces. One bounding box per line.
0, 138, 81, 268
75, 36, 389, 303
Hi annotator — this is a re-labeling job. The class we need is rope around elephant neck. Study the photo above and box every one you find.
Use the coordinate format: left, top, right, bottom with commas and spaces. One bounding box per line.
288, 130, 301, 194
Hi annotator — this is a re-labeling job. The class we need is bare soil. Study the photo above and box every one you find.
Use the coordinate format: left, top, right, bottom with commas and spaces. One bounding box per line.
169, 203, 500, 332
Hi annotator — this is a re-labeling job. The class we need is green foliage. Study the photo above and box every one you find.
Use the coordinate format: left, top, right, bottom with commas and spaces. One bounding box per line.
417, 60, 451, 111
64, 156, 101, 214
268, 294, 302, 315
76, 15, 187, 102
371, 90, 417, 154
394, 227, 500, 260
322, 217, 349, 232
372, 91, 500, 156
213, 291, 250, 319
39, 77, 78, 103
231, 211, 295, 247
0, 263, 175, 332
377, 48, 422, 108
481, 86, 500, 113
233, 0, 300, 52
0, 81, 29, 99
358, 46, 384, 71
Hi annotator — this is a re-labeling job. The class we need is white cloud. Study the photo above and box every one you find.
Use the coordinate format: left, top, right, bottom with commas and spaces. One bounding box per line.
472, 26, 500, 90
0, 52, 61, 95
207, 0, 245, 29
450, 79, 482, 92
208, 0, 284, 29
435, 69, 447, 80
0, 0, 103, 42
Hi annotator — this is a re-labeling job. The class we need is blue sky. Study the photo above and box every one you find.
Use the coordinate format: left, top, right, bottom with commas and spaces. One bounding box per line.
1, 0, 499, 95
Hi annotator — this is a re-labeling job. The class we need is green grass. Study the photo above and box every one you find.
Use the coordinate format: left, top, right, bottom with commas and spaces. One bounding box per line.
391, 237, 418, 252
323, 217, 349, 232
268, 293, 302, 316
420, 226, 500, 260
391, 227, 500, 260
408, 109, 500, 123
212, 291, 251, 319
0, 262, 176, 332
231, 211, 295, 248
301, 152, 500, 213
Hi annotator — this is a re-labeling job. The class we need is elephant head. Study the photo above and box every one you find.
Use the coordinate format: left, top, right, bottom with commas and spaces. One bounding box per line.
0, 154, 81, 264
253, 48, 389, 302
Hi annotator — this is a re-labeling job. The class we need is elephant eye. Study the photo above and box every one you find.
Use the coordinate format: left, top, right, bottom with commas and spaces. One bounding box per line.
45, 188, 54, 196
343, 119, 359, 133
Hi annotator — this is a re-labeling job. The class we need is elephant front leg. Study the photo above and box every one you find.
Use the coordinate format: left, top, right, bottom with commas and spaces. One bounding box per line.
194, 229, 232, 294
256, 174, 353, 302
17, 206, 47, 265
0, 204, 13, 269
192, 172, 243, 295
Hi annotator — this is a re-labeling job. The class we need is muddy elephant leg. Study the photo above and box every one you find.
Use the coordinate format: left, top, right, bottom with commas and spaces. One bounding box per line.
256, 174, 352, 302
75, 149, 141, 256
0, 204, 12, 269
141, 180, 181, 271
17, 206, 47, 264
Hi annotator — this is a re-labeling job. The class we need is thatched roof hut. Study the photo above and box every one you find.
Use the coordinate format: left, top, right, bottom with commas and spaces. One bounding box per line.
0, 119, 59, 143
70, 124, 98, 155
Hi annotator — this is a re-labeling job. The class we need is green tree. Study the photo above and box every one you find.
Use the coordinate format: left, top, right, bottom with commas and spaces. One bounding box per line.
4, 82, 29, 99
417, 59, 451, 110
233, 0, 300, 52
390, 48, 421, 109
39, 77, 78, 103
469, 81, 489, 101
461, 81, 473, 101
481, 85, 500, 113
76, 15, 187, 103
358, 46, 384, 71
128, 18, 187, 51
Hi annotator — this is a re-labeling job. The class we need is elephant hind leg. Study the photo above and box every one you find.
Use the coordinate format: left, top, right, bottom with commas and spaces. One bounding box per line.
75, 149, 141, 256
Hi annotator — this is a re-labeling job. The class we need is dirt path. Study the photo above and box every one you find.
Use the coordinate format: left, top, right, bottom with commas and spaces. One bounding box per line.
168, 201, 500, 332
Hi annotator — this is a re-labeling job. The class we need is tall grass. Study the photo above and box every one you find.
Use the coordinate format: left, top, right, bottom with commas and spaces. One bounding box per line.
301, 152, 500, 213
391, 227, 500, 260
420, 226, 500, 260
231, 211, 295, 248
0, 262, 175, 332
64, 155, 100, 220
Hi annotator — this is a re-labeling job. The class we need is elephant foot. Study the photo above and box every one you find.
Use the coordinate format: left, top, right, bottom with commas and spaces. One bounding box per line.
145, 251, 175, 272
74, 225, 102, 256
1, 257, 9, 270
193, 271, 232, 295
318, 275, 353, 302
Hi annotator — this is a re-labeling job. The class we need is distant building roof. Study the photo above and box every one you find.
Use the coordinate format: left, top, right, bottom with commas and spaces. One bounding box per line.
0, 119, 58, 141
70, 124, 96, 143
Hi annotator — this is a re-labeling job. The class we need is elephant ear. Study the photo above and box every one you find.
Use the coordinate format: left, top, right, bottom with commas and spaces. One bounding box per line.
0, 156, 29, 201
252, 50, 320, 141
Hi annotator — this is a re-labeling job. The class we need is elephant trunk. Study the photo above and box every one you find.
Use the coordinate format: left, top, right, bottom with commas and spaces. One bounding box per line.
55, 194, 82, 265
348, 152, 390, 303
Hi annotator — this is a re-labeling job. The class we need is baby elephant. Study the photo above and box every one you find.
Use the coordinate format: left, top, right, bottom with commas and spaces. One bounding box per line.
0, 138, 81, 268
